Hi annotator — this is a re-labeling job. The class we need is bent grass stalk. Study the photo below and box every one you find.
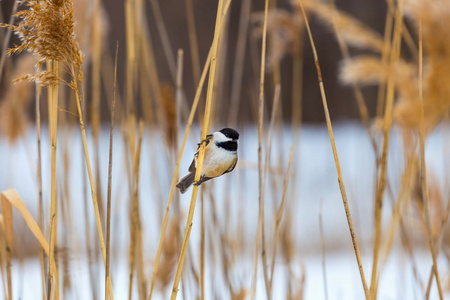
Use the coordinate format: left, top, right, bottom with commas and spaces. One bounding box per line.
297, 0, 369, 298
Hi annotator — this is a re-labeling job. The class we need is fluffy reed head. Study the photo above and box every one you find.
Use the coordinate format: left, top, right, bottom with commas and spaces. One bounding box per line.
252, 9, 304, 70
3, 0, 83, 85
300, 1, 384, 52
330, 0, 450, 134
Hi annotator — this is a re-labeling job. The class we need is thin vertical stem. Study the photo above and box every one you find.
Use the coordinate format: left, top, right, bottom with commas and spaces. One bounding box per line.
170, 1, 231, 299
105, 42, 119, 300
147, 49, 211, 300
254, 0, 271, 298
35, 78, 46, 300
297, 0, 369, 298
184, 0, 201, 86
200, 189, 205, 300
48, 60, 59, 300
71, 64, 114, 299
268, 144, 295, 295
370, 3, 403, 297
0, 0, 19, 83
319, 199, 329, 300
417, 20, 443, 300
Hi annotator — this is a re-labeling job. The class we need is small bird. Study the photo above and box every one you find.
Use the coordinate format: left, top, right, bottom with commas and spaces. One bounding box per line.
176, 128, 239, 194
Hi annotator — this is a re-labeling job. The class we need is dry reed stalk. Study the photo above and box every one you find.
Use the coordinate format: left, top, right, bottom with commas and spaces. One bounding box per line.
261, 86, 281, 297
0, 189, 59, 299
48, 60, 59, 300
379, 151, 417, 257
425, 193, 450, 296
105, 42, 119, 300
263, 84, 281, 296
0, 0, 18, 83
82, 149, 97, 300
184, 0, 201, 86
134, 121, 146, 299
319, 199, 329, 300
296, 0, 370, 298
200, 188, 205, 300
35, 80, 46, 300
170, 1, 231, 298
1, 195, 13, 300
71, 66, 114, 299
229, 0, 252, 126
0, 228, 8, 300
268, 144, 295, 295
370, 3, 404, 298
385, 0, 418, 60
147, 48, 212, 300
253, 0, 271, 298
91, 0, 104, 237
149, 0, 176, 82
126, 117, 140, 300
125, 0, 137, 116
417, 20, 443, 300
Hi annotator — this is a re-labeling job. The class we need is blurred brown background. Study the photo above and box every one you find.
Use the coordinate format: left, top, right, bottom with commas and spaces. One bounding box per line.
1, 0, 388, 124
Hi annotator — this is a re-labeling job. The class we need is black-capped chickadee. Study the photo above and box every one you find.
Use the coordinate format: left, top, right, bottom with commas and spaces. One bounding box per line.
176, 128, 239, 194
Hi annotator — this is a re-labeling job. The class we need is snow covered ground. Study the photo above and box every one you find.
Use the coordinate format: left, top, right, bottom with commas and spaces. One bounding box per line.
1, 122, 449, 299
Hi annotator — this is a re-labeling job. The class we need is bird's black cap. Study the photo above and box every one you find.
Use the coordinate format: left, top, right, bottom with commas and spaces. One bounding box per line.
220, 128, 239, 140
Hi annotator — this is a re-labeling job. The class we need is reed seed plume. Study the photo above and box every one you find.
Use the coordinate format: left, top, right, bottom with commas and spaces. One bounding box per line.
336, 0, 450, 134
0, 54, 35, 142
3, 0, 84, 85
301, 1, 385, 52
160, 82, 177, 150
252, 9, 304, 70
340, 55, 416, 88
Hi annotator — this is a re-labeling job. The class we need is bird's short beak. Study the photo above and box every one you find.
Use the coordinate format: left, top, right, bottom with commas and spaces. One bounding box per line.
206, 134, 213, 139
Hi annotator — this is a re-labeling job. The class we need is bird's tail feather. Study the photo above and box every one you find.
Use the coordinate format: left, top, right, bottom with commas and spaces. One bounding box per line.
176, 172, 195, 194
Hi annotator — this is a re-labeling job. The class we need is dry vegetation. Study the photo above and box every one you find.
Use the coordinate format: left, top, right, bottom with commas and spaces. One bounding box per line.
0, 0, 450, 299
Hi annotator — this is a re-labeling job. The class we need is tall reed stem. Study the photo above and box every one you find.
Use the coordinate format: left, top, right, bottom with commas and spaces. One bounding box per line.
147, 49, 211, 300
254, 0, 270, 298
70, 64, 114, 299
370, 3, 403, 298
297, 1, 369, 298
48, 60, 59, 300
417, 20, 443, 300
170, 1, 230, 299
105, 42, 119, 300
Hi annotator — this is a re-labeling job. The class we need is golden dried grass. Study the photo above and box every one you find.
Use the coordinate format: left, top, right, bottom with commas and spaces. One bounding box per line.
3, 0, 83, 85
336, 0, 450, 134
